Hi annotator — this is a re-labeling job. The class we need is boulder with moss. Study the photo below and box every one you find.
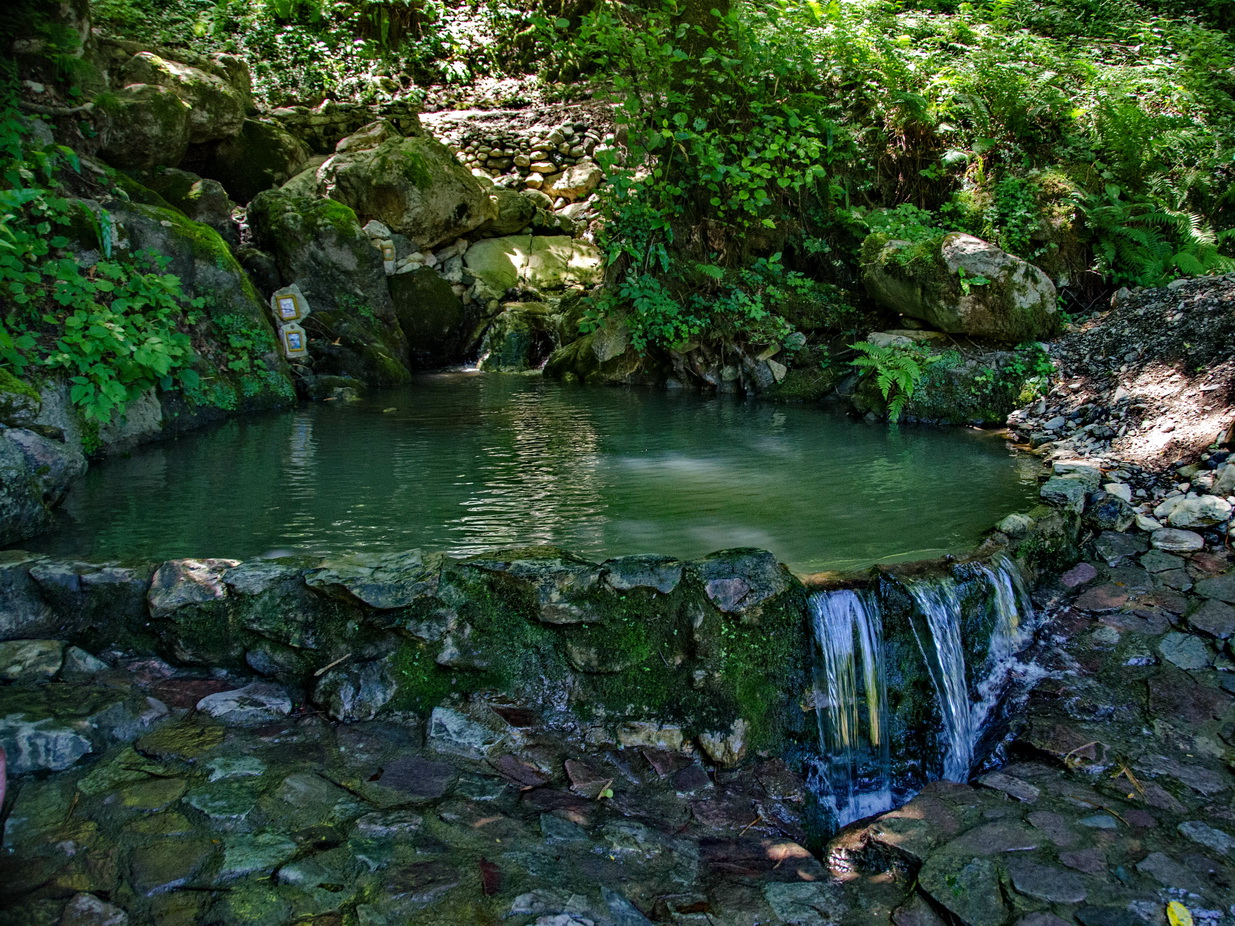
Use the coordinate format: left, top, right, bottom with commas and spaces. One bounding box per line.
121, 52, 249, 144
247, 188, 411, 385
325, 135, 495, 249
862, 233, 1060, 342
97, 84, 191, 170
0, 371, 41, 427
143, 168, 239, 247
200, 118, 312, 204
464, 234, 604, 301
0, 427, 86, 547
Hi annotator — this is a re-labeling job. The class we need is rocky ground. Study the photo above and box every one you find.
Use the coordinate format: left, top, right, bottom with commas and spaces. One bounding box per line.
1008, 275, 1235, 470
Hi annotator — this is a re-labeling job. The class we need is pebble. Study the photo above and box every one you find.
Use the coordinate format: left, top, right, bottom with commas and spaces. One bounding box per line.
1150, 528, 1205, 552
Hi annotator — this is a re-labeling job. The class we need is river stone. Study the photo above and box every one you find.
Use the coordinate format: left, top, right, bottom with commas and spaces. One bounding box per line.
327, 135, 495, 247
5, 427, 86, 506
1040, 477, 1086, 514
0, 639, 64, 681
61, 646, 110, 676
918, 854, 1007, 926
541, 160, 603, 202
1168, 495, 1232, 528
130, 834, 216, 896
997, 513, 1034, 538
1053, 461, 1103, 488
428, 706, 505, 759
148, 559, 236, 618
0, 713, 92, 775
475, 187, 536, 236
183, 778, 263, 827
693, 549, 791, 615
1178, 820, 1235, 855
0, 554, 59, 642
468, 549, 600, 624
1140, 549, 1184, 573
1006, 858, 1088, 904
1187, 599, 1235, 639
388, 267, 476, 368
306, 550, 443, 609
196, 682, 293, 726
698, 719, 749, 768
1084, 493, 1136, 532
1150, 529, 1205, 552
1103, 482, 1133, 502
215, 832, 299, 884
312, 657, 397, 722
1194, 572, 1235, 604
1060, 563, 1098, 588
1158, 633, 1213, 670
603, 555, 684, 594
862, 233, 1059, 342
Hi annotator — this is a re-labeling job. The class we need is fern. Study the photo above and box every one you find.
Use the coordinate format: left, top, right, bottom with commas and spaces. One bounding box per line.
849, 340, 942, 423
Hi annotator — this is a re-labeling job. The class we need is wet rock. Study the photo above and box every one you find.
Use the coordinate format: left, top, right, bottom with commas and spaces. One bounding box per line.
762, 881, 843, 926
1084, 493, 1137, 532
0, 553, 59, 640
0, 639, 64, 681
370, 756, 458, 803
0, 714, 92, 775
147, 559, 235, 619
1006, 857, 1088, 904
977, 771, 1040, 803
1060, 563, 1098, 588
918, 854, 1007, 926
136, 722, 224, 762
215, 832, 299, 884
1157, 632, 1214, 670
312, 657, 396, 722
61, 647, 110, 677
1074, 584, 1128, 612
603, 555, 684, 594
693, 549, 792, 616
196, 682, 293, 726
28, 560, 154, 640
1140, 549, 1183, 573
183, 779, 263, 828
305, 550, 443, 609
1177, 820, 1235, 855
1150, 529, 1205, 552
129, 835, 215, 896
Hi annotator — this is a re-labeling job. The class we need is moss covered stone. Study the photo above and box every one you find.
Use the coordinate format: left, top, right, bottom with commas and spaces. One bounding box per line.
0, 370, 41, 427
204, 118, 312, 204
97, 83, 191, 170
388, 268, 478, 369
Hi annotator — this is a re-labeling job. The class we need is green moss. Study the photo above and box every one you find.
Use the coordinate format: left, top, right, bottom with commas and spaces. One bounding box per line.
0, 368, 41, 424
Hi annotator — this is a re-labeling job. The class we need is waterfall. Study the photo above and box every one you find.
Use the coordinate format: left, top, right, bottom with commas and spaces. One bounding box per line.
808, 555, 1033, 828
808, 589, 891, 827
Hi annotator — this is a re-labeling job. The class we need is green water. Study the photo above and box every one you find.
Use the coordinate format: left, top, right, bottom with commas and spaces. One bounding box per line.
24, 374, 1040, 573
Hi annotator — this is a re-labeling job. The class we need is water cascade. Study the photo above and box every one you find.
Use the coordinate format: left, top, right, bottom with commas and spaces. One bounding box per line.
808, 555, 1034, 829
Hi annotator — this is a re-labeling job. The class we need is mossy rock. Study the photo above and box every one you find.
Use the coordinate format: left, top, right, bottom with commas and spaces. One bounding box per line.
144, 167, 239, 247
122, 52, 248, 144
862, 233, 1060, 342
97, 83, 191, 170
0, 370, 41, 427
247, 188, 411, 385
326, 135, 495, 248
478, 303, 558, 372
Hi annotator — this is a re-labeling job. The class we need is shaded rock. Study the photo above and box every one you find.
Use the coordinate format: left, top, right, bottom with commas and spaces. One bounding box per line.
0, 639, 64, 681
58, 893, 129, 926
205, 118, 311, 204
1040, 477, 1086, 514
148, 558, 234, 618
603, 555, 684, 594
1187, 599, 1235, 639
1060, 562, 1098, 588
196, 682, 293, 726
129, 834, 215, 896
305, 550, 443, 609
1194, 572, 1235, 604
475, 188, 536, 237
1177, 820, 1235, 855
917, 854, 1007, 926
693, 549, 792, 616
863, 233, 1059, 342
428, 706, 505, 759
698, 719, 749, 768
1151, 529, 1205, 552
977, 771, 1040, 803
478, 302, 559, 372
542, 160, 604, 202
0, 713, 92, 775
312, 657, 396, 722
0, 368, 41, 426
326, 135, 494, 248
1084, 493, 1136, 532
389, 267, 477, 368
0, 433, 57, 547
4, 427, 87, 507
145, 167, 239, 246
1006, 857, 1088, 904
215, 832, 298, 884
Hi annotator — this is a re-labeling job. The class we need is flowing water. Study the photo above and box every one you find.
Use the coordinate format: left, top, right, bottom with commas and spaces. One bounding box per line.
808, 555, 1034, 828
21, 373, 1038, 571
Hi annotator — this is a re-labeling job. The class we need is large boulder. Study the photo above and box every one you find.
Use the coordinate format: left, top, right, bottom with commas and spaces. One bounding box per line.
104, 198, 295, 411
247, 188, 411, 384
98, 83, 191, 170
464, 234, 603, 299
473, 189, 536, 238
203, 118, 312, 204
121, 52, 249, 144
325, 135, 495, 248
862, 233, 1060, 342
478, 302, 559, 372
144, 168, 240, 247
388, 268, 479, 368
0, 432, 56, 546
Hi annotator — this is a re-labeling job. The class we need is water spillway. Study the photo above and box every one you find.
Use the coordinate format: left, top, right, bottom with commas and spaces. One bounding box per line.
808, 555, 1034, 828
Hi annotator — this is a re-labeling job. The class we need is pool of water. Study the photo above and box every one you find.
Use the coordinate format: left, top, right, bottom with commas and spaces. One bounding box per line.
21, 373, 1040, 573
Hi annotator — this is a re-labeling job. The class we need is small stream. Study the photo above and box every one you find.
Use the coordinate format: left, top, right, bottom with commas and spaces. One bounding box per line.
22, 373, 1038, 572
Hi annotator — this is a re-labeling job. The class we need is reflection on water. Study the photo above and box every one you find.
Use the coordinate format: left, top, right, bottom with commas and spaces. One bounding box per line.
23, 373, 1040, 573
